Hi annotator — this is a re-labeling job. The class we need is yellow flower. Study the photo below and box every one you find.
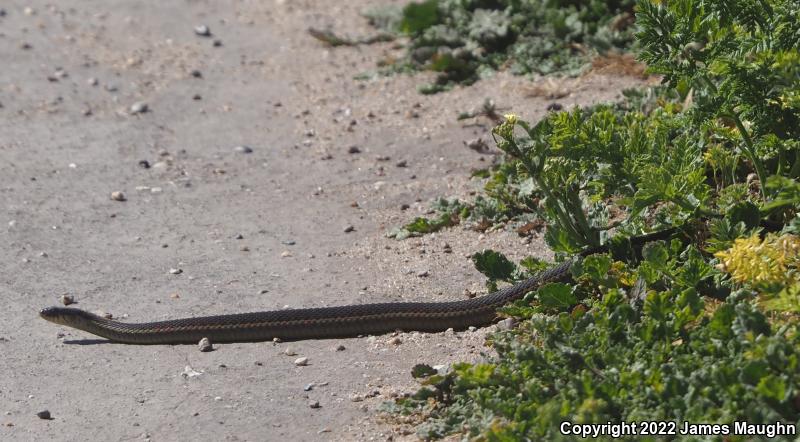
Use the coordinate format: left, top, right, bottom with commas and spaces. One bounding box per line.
503, 113, 518, 124
714, 233, 800, 286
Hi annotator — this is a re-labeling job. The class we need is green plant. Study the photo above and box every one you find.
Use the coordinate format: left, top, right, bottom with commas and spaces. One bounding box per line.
637, 0, 800, 197
366, 0, 640, 93
386, 0, 800, 439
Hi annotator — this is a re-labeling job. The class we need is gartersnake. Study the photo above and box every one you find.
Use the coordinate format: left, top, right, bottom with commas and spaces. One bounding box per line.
39, 228, 679, 344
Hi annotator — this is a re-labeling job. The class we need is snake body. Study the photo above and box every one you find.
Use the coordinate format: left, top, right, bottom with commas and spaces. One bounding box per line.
39, 262, 571, 344
39, 229, 679, 344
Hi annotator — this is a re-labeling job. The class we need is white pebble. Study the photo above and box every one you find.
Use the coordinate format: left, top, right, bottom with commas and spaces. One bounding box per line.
129, 102, 148, 114
198, 337, 213, 352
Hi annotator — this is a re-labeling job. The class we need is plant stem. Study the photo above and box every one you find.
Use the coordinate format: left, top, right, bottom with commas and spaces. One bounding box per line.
732, 115, 768, 199
698, 74, 768, 199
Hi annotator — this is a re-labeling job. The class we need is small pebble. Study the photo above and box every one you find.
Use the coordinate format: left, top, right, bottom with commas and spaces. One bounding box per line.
87, 77, 98, 86
198, 337, 213, 352
138, 160, 151, 169
308, 401, 320, 409
388, 337, 402, 345
36, 410, 51, 420
335, 344, 345, 351
234, 145, 253, 154
349, 394, 364, 402
416, 270, 429, 277
190, 69, 202, 78
212, 39, 223, 47
395, 160, 408, 168
294, 357, 309, 366
343, 225, 355, 233
304, 383, 315, 391
194, 25, 211, 37
400, 203, 410, 210
280, 251, 292, 258
110, 191, 126, 201
169, 268, 183, 275
281, 240, 296, 246
283, 348, 297, 356
498, 318, 516, 330
347, 146, 360, 154
129, 102, 148, 114
60, 294, 74, 306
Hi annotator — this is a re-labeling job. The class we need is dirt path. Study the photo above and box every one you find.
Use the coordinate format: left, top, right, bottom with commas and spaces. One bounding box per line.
0, 1, 644, 440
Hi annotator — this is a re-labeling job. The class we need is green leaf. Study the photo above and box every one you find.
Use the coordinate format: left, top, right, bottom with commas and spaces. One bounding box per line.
741, 360, 769, 386
756, 375, 787, 401
642, 241, 669, 271
727, 201, 761, 229
581, 255, 613, 281
536, 283, 576, 309
762, 175, 800, 214
472, 250, 516, 281
400, 0, 439, 35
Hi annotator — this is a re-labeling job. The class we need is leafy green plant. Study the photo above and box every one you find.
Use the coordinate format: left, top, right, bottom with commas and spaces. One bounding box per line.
392, 284, 800, 440
366, 0, 640, 93
386, 0, 800, 439
637, 0, 800, 196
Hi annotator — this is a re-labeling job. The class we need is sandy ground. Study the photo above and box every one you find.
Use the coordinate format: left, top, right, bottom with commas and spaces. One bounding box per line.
0, 1, 645, 440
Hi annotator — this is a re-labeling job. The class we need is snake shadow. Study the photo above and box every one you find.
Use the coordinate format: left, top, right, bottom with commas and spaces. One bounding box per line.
62, 339, 115, 345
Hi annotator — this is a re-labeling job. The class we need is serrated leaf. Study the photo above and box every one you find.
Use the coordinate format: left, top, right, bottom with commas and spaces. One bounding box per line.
536, 283, 576, 309
472, 250, 516, 281
727, 201, 760, 229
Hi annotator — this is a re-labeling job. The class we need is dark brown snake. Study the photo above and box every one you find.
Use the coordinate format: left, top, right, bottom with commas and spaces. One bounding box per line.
39, 229, 679, 344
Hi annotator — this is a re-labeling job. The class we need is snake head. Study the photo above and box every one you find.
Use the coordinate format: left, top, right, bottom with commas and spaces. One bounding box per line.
39, 306, 96, 327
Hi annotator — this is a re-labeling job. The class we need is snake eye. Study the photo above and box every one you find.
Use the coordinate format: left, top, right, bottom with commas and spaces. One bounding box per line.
40, 306, 59, 318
